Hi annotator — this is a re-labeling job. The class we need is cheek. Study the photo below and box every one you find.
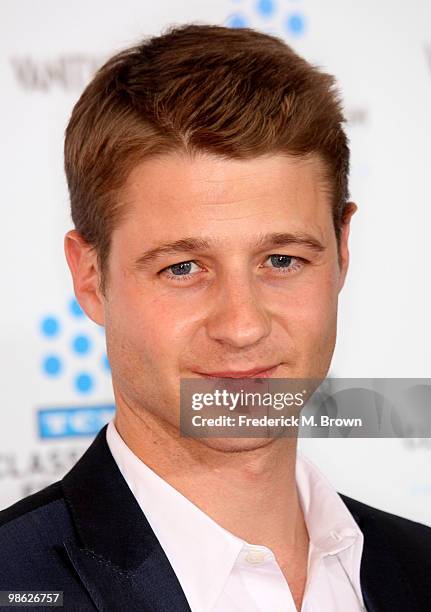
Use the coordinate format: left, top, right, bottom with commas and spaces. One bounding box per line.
279, 270, 339, 341
107, 279, 196, 364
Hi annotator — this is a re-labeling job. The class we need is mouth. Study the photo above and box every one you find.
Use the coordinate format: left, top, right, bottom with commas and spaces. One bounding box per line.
193, 364, 280, 379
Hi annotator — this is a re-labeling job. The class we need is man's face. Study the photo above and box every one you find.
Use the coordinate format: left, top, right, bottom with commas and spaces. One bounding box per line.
67, 152, 354, 437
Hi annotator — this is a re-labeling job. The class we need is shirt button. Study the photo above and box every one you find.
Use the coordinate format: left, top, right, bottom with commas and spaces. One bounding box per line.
245, 548, 266, 564
330, 530, 342, 542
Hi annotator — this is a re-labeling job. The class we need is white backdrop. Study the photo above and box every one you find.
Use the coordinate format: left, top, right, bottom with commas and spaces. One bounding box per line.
1, 0, 430, 525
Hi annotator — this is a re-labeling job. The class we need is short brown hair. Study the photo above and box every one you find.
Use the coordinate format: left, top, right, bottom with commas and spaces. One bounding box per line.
64, 24, 350, 295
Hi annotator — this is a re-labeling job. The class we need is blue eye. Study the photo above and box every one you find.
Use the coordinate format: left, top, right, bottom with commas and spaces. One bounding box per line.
161, 260, 201, 281
264, 254, 304, 274
269, 255, 292, 268
169, 261, 193, 275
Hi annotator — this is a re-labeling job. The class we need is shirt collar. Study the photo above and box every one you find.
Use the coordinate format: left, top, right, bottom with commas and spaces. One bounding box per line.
106, 420, 363, 611
106, 420, 242, 611
296, 451, 364, 605
296, 451, 363, 554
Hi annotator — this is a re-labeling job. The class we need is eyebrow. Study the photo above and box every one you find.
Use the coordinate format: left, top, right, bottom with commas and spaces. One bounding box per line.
133, 232, 325, 270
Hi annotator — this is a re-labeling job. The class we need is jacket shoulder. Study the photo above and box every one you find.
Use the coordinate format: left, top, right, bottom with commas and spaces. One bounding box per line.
0, 480, 63, 528
342, 493, 431, 531
0, 481, 80, 590
341, 494, 431, 565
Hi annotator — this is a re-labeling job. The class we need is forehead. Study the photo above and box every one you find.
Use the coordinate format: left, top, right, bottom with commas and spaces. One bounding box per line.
118, 151, 333, 243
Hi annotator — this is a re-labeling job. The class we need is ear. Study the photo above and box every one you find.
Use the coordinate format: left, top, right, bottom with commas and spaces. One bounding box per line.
337, 202, 357, 292
64, 230, 105, 325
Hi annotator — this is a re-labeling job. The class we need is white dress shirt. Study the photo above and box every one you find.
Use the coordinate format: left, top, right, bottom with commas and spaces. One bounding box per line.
106, 420, 365, 612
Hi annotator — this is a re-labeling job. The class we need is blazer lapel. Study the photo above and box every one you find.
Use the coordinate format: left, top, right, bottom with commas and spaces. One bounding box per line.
341, 495, 421, 612
61, 425, 191, 612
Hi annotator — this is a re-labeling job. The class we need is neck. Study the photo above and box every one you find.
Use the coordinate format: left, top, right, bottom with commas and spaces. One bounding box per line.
114, 397, 309, 561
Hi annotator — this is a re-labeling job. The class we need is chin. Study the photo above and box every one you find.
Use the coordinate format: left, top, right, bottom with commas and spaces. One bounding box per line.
196, 436, 278, 453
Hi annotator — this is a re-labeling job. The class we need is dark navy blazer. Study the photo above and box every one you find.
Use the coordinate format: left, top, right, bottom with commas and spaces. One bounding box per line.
0, 424, 430, 611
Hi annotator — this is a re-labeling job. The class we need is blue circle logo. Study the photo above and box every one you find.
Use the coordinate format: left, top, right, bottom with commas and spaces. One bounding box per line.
256, 0, 275, 18
41, 316, 60, 338
286, 13, 305, 36
75, 372, 94, 394
39, 297, 109, 395
226, 0, 307, 39
43, 355, 62, 376
72, 334, 91, 355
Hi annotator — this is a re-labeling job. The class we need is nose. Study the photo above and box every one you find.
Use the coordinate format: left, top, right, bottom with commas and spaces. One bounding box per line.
205, 275, 271, 349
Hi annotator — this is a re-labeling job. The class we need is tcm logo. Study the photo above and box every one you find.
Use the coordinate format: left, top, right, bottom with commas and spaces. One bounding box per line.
226, 0, 307, 38
38, 405, 115, 439
39, 297, 110, 397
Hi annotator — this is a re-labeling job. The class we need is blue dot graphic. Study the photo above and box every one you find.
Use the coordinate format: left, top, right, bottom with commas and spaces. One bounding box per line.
41, 316, 60, 337
286, 13, 305, 36
72, 334, 91, 355
69, 297, 84, 318
256, 0, 275, 17
227, 14, 248, 28
102, 353, 111, 372
75, 373, 94, 394
43, 355, 62, 376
